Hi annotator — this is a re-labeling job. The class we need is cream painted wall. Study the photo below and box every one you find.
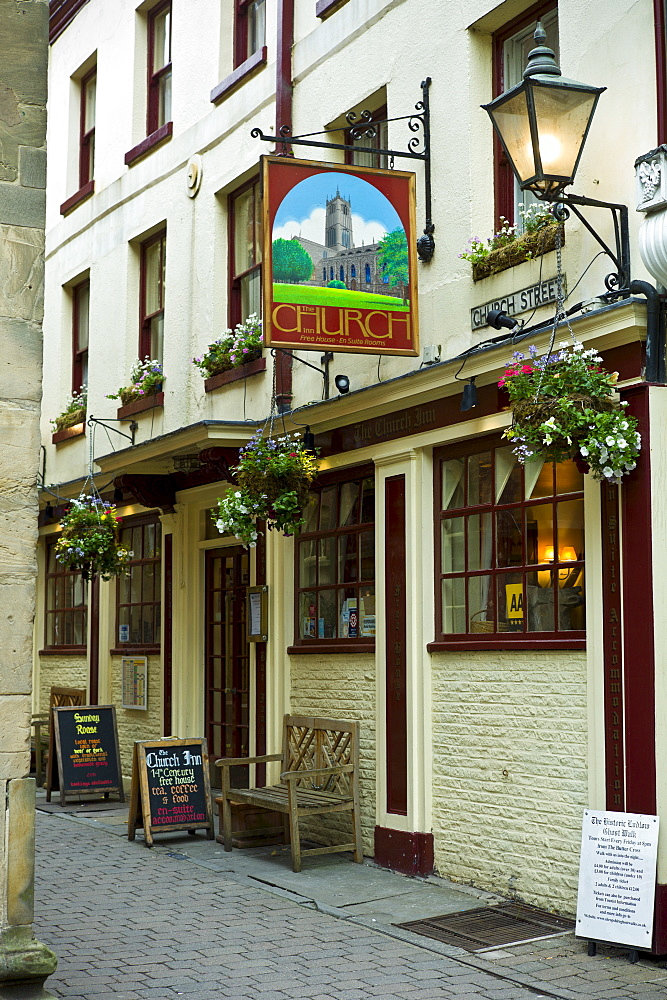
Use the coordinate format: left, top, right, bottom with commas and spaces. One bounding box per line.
431, 649, 588, 915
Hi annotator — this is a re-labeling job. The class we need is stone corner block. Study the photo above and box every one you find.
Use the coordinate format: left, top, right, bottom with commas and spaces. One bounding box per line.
0, 927, 57, 984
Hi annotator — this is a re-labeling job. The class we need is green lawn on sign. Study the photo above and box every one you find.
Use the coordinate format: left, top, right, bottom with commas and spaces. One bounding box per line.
273, 283, 410, 312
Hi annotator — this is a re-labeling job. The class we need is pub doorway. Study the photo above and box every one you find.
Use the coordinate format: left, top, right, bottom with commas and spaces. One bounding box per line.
204, 547, 250, 790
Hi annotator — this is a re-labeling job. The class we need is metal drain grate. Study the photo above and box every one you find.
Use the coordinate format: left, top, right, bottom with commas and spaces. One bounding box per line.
398, 902, 575, 952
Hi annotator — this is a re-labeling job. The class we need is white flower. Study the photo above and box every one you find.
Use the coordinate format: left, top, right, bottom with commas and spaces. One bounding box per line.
620, 421, 628, 430
543, 416, 557, 428
579, 446, 589, 457
603, 466, 614, 478
605, 435, 615, 446
617, 438, 627, 449
572, 342, 584, 352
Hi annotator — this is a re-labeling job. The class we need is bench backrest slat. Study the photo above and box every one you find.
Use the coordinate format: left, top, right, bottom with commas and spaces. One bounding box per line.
282, 714, 359, 795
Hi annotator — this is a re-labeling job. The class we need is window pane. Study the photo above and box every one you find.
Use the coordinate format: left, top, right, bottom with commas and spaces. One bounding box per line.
496, 446, 522, 504
299, 591, 317, 638
525, 503, 554, 566
496, 509, 523, 567
468, 575, 492, 629
142, 563, 155, 603
299, 541, 316, 587
247, 0, 265, 56
359, 587, 375, 636
526, 575, 555, 632
152, 7, 171, 73
468, 512, 492, 571
442, 458, 464, 510
159, 70, 172, 127
556, 460, 584, 495
144, 239, 165, 316
559, 568, 585, 631
302, 494, 319, 533
497, 573, 524, 632
526, 460, 553, 499
319, 486, 337, 530
83, 74, 96, 131
360, 530, 374, 581
442, 517, 465, 573
360, 477, 375, 522
338, 590, 358, 639
556, 499, 585, 563
442, 578, 465, 634
318, 588, 337, 638
339, 482, 360, 525
468, 452, 492, 505
338, 534, 358, 583
234, 187, 258, 273
75, 283, 90, 351
240, 269, 261, 322
318, 536, 335, 585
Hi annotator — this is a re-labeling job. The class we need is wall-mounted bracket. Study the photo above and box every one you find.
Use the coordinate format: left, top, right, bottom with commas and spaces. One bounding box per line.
546, 194, 631, 295
251, 79, 435, 261
88, 415, 139, 447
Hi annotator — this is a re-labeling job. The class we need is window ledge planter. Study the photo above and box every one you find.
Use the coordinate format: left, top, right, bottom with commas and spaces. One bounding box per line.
472, 222, 564, 281
116, 391, 164, 420
204, 355, 266, 392
51, 407, 86, 444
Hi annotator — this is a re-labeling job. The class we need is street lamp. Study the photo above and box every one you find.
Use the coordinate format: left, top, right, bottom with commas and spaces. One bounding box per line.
482, 23, 605, 199
481, 23, 630, 292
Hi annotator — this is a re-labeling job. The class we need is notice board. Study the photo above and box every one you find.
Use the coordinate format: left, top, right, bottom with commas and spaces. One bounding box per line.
128, 738, 214, 847
50, 705, 124, 806
576, 809, 659, 950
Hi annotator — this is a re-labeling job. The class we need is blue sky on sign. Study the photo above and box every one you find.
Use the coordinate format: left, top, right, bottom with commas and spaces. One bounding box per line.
273, 171, 403, 247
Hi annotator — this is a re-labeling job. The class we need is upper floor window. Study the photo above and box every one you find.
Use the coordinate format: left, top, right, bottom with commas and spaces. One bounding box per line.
117, 516, 162, 648
347, 105, 388, 170
140, 230, 166, 362
148, 1, 172, 134
493, 4, 558, 227
79, 68, 96, 188
72, 279, 89, 394
229, 179, 261, 327
434, 439, 584, 644
295, 469, 375, 646
45, 541, 87, 650
235, 0, 266, 67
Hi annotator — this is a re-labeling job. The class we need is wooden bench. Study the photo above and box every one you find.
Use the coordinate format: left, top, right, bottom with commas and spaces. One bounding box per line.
215, 715, 362, 872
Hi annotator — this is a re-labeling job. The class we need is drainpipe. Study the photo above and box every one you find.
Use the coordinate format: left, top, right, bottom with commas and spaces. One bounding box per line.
630, 280, 665, 384
274, 0, 294, 412
655, 0, 667, 145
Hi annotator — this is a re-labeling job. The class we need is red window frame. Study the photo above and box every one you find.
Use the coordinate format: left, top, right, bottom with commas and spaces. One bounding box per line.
139, 230, 166, 360
291, 465, 376, 653
72, 278, 89, 395
115, 515, 162, 651
432, 435, 585, 650
345, 105, 388, 170
79, 67, 96, 188
147, 0, 172, 135
234, 0, 266, 69
492, 0, 557, 226
44, 539, 87, 651
228, 178, 261, 328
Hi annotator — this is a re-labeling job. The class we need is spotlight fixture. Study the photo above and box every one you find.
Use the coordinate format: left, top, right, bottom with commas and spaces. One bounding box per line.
460, 377, 478, 412
113, 486, 124, 502
302, 425, 316, 453
486, 309, 519, 331
45, 503, 54, 519
334, 374, 350, 395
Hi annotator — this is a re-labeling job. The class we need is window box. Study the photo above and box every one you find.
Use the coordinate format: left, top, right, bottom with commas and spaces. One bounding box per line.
124, 121, 173, 167
210, 47, 267, 104
52, 421, 86, 445
204, 354, 266, 392
472, 222, 564, 281
60, 179, 94, 217
116, 390, 164, 420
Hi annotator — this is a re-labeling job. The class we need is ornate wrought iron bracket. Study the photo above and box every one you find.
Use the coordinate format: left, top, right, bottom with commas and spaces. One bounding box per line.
271, 346, 335, 398
251, 79, 435, 262
88, 416, 139, 446
546, 193, 631, 295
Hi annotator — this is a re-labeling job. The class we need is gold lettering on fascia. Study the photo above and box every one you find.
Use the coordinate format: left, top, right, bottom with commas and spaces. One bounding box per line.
352, 405, 437, 447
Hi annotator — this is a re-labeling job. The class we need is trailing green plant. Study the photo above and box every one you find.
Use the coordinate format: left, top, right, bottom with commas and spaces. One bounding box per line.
51, 386, 87, 432
213, 432, 319, 547
107, 358, 163, 405
55, 495, 132, 580
193, 314, 263, 379
500, 342, 641, 483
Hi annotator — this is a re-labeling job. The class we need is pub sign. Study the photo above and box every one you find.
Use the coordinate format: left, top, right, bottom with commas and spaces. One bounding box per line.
263, 156, 419, 356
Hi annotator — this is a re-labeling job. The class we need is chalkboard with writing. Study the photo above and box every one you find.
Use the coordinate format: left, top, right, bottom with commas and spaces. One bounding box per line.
128, 738, 214, 847
51, 705, 124, 806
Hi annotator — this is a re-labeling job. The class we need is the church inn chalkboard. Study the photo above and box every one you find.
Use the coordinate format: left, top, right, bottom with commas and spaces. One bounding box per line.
128, 738, 214, 847
50, 705, 124, 806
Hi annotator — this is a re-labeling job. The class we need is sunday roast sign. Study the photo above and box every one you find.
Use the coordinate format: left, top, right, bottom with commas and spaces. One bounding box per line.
263, 156, 419, 356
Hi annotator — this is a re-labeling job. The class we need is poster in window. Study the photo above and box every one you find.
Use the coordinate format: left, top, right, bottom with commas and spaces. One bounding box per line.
263, 156, 419, 357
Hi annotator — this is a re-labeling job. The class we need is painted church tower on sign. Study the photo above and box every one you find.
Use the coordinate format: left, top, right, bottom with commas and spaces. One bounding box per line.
325, 189, 353, 252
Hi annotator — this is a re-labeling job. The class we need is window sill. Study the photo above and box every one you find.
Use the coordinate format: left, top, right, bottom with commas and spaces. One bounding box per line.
427, 637, 585, 652
287, 643, 375, 655
471, 223, 564, 281
316, 0, 349, 18
116, 391, 164, 420
110, 645, 160, 657
39, 646, 87, 656
52, 422, 86, 445
60, 180, 94, 217
204, 356, 266, 392
124, 122, 173, 167
210, 47, 267, 104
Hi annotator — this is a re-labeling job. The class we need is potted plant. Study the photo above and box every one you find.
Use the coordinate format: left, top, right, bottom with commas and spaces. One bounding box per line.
54, 496, 132, 580
500, 341, 641, 483
107, 358, 163, 406
193, 314, 263, 379
460, 205, 563, 281
213, 431, 318, 547
51, 387, 87, 433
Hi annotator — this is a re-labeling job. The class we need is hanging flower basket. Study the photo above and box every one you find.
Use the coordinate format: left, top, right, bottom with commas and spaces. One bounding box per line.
54, 496, 132, 580
213, 431, 319, 547
500, 342, 641, 483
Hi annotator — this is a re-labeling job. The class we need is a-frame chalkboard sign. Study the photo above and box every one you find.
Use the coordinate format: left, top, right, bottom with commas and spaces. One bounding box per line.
48, 705, 124, 807
128, 738, 215, 847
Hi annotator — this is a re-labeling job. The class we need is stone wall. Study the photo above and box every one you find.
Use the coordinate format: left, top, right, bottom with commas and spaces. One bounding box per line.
431, 650, 588, 916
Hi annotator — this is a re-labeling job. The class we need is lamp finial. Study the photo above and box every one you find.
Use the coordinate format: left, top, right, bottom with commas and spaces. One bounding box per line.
523, 21, 561, 79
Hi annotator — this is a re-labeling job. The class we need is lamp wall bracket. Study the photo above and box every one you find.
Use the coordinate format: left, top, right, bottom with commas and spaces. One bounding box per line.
251, 79, 435, 262
545, 193, 631, 295
87, 415, 139, 447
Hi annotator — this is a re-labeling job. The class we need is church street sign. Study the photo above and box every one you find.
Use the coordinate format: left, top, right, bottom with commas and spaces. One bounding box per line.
471, 275, 566, 331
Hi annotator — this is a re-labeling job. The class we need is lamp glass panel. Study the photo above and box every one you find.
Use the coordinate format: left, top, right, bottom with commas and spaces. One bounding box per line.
488, 89, 536, 184
531, 85, 598, 182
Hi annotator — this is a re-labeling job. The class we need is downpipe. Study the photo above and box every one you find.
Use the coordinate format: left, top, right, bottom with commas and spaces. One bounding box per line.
630, 279, 665, 384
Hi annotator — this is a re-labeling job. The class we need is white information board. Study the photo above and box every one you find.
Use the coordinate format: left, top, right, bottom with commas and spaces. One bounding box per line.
576, 809, 659, 949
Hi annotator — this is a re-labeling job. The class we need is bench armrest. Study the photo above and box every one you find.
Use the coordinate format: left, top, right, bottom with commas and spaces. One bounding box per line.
216, 753, 281, 768
280, 763, 354, 781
